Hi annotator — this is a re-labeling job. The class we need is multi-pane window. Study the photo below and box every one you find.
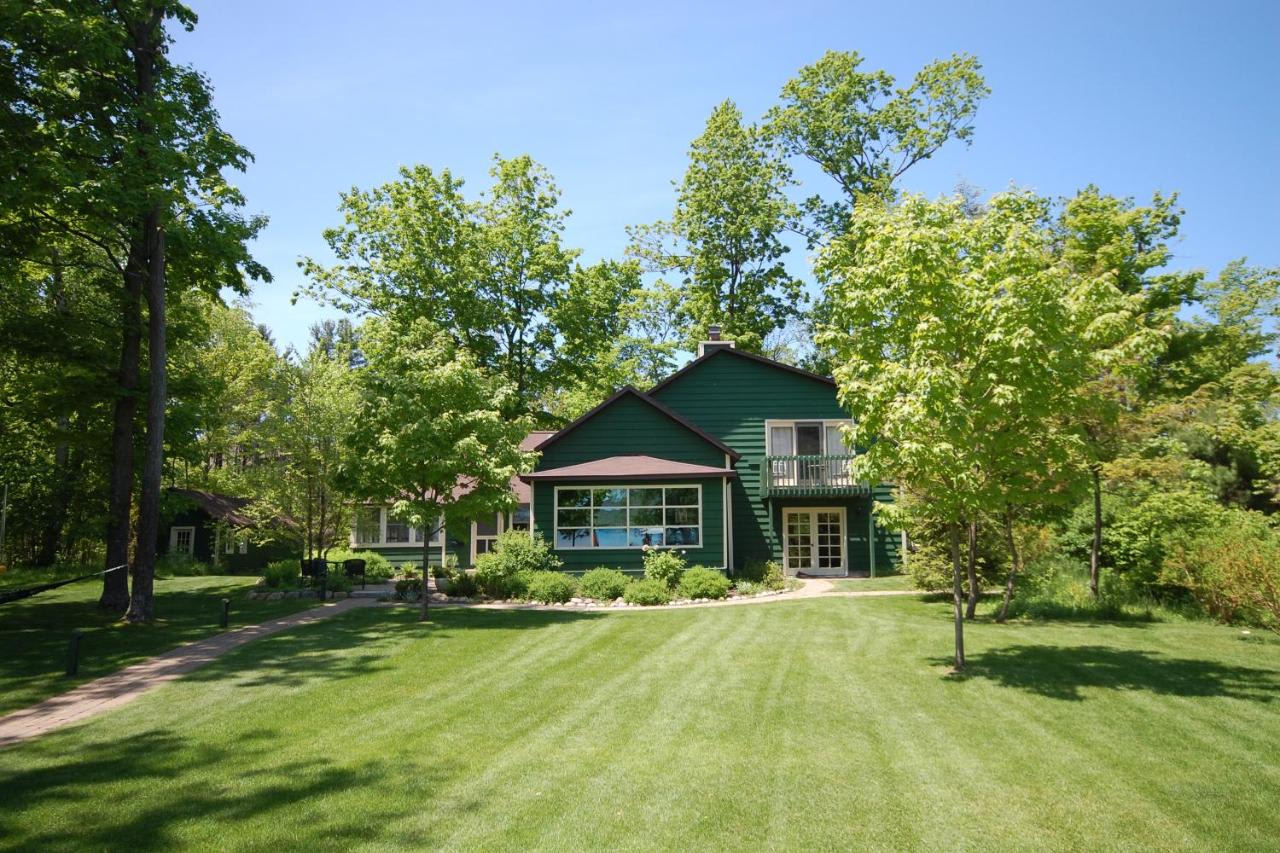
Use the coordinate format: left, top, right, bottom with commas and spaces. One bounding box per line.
224, 533, 249, 555
554, 486, 700, 549
473, 512, 502, 557
171, 526, 194, 556
354, 507, 382, 545
353, 507, 440, 546
385, 516, 410, 543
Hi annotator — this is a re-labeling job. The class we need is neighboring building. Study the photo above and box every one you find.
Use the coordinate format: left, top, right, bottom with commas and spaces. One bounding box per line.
158, 488, 294, 573
353, 331, 900, 577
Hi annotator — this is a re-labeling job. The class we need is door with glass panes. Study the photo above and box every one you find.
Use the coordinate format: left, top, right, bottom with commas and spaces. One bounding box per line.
782, 508, 846, 576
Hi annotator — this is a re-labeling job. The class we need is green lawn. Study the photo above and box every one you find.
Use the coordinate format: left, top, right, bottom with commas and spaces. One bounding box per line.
0, 574, 318, 715
2, 596, 1278, 851
828, 572, 917, 592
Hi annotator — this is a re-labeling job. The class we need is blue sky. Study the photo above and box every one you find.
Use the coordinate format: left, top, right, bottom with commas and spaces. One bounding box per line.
175, 0, 1280, 353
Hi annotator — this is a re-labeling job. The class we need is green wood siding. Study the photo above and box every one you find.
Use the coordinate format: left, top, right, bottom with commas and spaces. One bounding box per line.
650, 350, 900, 573
531, 477, 726, 572
538, 392, 726, 468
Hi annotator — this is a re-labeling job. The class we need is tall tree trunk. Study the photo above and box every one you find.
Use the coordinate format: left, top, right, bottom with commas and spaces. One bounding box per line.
948, 521, 966, 671
964, 518, 979, 619
127, 209, 164, 624
1090, 466, 1102, 599
34, 419, 71, 566
997, 508, 1022, 623
36, 254, 73, 567
100, 242, 144, 612
419, 520, 432, 621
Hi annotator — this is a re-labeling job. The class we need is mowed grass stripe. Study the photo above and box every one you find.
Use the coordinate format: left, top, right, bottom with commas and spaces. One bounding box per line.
1, 596, 1278, 851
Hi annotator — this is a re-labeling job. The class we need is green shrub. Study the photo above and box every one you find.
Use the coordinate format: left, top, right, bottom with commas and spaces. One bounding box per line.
734, 579, 764, 595
262, 559, 298, 589
473, 531, 562, 598
158, 552, 215, 576
394, 577, 423, 600
1062, 486, 1227, 596
578, 568, 631, 600
643, 548, 686, 590
443, 571, 479, 598
902, 541, 955, 592
430, 562, 456, 581
740, 559, 786, 590
1164, 510, 1280, 631
324, 549, 394, 582
323, 572, 354, 593
524, 571, 578, 603
678, 566, 730, 599
624, 578, 672, 606
492, 530, 563, 573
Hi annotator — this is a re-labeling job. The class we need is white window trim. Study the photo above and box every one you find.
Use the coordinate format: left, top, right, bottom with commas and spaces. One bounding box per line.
764, 419, 855, 456
552, 484, 703, 551
471, 511, 507, 565
350, 506, 442, 549
170, 525, 196, 556
781, 506, 848, 577
223, 530, 249, 555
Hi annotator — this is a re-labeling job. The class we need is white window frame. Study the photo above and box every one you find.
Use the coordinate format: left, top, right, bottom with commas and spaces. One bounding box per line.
471, 511, 506, 564
350, 506, 442, 549
170, 525, 196, 556
223, 530, 250, 555
552, 484, 702, 551
764, 419, 854, 456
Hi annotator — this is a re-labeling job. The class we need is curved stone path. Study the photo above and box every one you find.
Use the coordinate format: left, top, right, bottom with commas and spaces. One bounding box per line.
0, 578, 919, 748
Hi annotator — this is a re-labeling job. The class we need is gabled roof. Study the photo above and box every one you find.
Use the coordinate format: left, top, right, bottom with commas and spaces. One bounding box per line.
534, 386, 741, 461
647, 346, 836, 396
168, 487, 299, 530
170, 488, 255, 526
520, 455, 736, 482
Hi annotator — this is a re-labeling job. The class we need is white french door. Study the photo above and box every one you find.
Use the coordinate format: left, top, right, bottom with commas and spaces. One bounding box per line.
782, 508, 846, 576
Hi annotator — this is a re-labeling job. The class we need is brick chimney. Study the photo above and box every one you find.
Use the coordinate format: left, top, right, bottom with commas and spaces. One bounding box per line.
697, 325, 736, 357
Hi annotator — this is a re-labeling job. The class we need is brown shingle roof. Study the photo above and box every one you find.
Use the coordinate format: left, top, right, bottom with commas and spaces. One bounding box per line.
168, 488, 258, 527
519, 455, 736, 482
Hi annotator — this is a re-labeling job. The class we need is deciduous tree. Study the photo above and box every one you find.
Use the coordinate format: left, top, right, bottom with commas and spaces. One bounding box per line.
629, 100, 801, 353
344, 318, 535, 620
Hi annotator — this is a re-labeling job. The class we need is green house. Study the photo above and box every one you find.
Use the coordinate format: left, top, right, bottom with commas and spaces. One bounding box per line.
351, 332, 900, 577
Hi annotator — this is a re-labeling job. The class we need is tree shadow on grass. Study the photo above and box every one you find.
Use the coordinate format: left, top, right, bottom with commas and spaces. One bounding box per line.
940, 644, 1280, 702
0, 727, 452, 851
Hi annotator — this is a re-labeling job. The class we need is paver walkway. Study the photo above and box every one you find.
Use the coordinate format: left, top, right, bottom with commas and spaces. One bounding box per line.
0, 597, 376, 749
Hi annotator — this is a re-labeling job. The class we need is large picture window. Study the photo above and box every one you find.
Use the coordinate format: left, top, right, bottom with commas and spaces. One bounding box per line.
555, 485, 701, 550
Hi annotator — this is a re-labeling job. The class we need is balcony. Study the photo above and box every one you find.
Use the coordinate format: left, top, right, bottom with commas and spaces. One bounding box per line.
760, 455, 869, 497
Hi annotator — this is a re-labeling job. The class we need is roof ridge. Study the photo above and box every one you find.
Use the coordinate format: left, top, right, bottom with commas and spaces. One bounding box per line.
646, 346, 835, 396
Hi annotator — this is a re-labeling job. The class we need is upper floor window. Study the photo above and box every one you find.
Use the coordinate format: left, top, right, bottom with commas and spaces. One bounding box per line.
766, 420, 853, 457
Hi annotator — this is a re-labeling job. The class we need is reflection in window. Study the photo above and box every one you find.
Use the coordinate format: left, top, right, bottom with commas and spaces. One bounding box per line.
554, 486, 701, 549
